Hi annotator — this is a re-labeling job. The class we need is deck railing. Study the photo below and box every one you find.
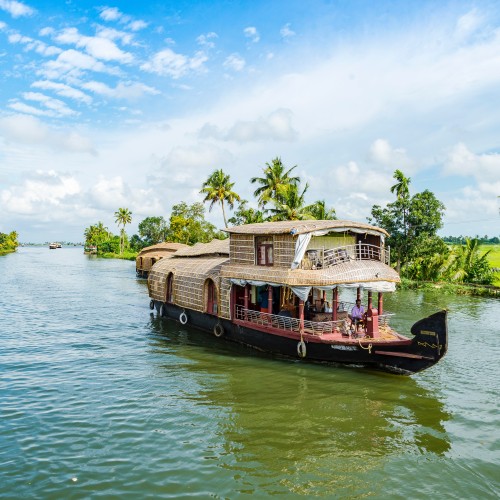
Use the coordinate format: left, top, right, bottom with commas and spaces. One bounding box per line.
234, 303, 395, 337
235, 305, 350, 336
302, 243, 390, 269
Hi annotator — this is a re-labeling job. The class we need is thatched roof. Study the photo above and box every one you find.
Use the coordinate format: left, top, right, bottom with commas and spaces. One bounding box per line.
220, 260, 399, 287
150, 255, 229, 277
137, 242, 188, 256
224, 220, 389, 237
173, 238, 229, 257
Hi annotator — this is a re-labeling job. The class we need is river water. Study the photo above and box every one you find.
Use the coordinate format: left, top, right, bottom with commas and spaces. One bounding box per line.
0, 247, 498, 499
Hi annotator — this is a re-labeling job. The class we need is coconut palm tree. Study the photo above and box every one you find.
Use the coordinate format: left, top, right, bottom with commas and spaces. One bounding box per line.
114, 208, 132, 254
200, 169, 240, 228
305, 199, 337, 220
267, 183, 312, 221
250, 157, 300, 208
444, 238, 493, 284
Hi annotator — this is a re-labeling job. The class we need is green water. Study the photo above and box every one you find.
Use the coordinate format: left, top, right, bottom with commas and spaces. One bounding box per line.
0, 247, 498, 498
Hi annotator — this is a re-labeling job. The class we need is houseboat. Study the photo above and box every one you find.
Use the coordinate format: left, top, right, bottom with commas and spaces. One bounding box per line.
147, 220, 447, 375
136, 242, 189, 277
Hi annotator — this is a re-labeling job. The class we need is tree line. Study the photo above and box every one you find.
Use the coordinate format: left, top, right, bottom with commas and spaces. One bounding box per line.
83, 158, 496, 285
0, 231, 18, 255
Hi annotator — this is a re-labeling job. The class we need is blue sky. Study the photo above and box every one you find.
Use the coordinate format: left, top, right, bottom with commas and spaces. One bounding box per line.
1, 0, 499, 242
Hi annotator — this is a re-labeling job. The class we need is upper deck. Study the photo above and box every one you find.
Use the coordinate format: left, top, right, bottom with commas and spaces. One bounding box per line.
224, 219, 391, 272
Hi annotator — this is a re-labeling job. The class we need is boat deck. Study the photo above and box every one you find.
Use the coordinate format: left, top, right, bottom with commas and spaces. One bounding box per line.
234, 305, 410, 345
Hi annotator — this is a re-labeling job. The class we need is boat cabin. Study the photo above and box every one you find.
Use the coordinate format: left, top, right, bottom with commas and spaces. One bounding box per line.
136, 242, 189, 277
148, 220, 399, 339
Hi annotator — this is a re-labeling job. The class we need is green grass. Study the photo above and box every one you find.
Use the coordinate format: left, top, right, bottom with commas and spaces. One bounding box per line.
482, 244, 500, 286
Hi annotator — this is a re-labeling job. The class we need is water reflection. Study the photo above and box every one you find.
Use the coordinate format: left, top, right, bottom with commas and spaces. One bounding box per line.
147, 314, 451, 496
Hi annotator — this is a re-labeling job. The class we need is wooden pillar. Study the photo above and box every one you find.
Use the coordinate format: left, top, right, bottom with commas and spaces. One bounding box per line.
268, 285, 273, 314
299, 299, 304, 334
368, 291, 373, 310
244, 285, 249, 320
378, 292, 383, 315
357, 287, 361, 301
332, 288, 338, 321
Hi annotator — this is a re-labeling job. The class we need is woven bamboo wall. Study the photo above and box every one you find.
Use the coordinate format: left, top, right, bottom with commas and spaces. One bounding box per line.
219, 277, 232, 319
148, 256, 231, 317
230, 233, 297, 268
230, 234, 254, 265
274, 234, 295, 267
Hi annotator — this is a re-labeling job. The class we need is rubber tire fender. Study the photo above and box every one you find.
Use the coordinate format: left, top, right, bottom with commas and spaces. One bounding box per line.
297, 340, 307, 358
149, 299, 155, 310
213, 322, 224, 337
179, 311, 188, 325
160, 303, 166, 317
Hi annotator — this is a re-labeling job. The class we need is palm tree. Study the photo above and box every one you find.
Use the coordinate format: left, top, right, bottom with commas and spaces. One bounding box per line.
444, 238, 493, 284
390, 169, 411, 200
250, 157, 300, 208
305, 199, 337, 220
114, 208, 132, 254
267, 183, 312, 221
200, 169, 240, 228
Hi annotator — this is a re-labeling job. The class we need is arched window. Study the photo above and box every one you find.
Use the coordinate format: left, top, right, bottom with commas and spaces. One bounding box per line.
166, 273, 174, 303
206, 279, 218, 315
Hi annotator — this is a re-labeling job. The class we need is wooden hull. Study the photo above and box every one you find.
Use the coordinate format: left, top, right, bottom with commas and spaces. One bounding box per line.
152, 301, 447, 375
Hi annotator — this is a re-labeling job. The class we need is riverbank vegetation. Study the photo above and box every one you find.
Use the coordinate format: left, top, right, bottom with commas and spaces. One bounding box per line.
0, 231, 19, 255
82, 158, 499, 294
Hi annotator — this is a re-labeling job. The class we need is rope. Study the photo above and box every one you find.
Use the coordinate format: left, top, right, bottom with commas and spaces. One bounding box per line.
358, 339, 373, 354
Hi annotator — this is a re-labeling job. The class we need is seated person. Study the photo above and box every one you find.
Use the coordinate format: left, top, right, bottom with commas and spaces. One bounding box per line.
349, 299, 365, 330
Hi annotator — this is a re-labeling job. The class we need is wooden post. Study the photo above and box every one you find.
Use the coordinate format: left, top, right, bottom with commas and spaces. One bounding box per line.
244, 285, 249, 320
299, 299, 304, 334
357, 287, 361, 301
368, 291, 373, 310
268, 285, 273, 314
332, 288, 338, 321
378, 292, 383, 315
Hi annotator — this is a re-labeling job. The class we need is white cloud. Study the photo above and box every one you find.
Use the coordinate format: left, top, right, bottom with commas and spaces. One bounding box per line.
368, 139, 414, 172
81, 80, 159, 99
223, 53, 245, 72
8, 100, 52, 117
199, 108, 298, 143
197, 32, 218, 48
0, 114, 95, 153
38, 49, 113, 79
99, 7, 122, 22
21, 92, 77, 116
0, 170, 81, 216
32, 80, 93, 104
8, 31, 62, 56
454, 9, 484, 42
280, 23, 295, 38
95, 26, 134, 45
54, 27, 134, 63
444, 143, 500, 183
140, 48, 208, 78
0, 0, 35, 18
244, 26, 260, 43
127, 20, 148, 32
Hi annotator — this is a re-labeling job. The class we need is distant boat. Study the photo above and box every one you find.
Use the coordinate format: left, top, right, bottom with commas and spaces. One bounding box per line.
84, 245, 97, 254
49, 242, 62, 249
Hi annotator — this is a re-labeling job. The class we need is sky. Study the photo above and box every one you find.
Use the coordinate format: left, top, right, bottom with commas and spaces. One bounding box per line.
1, 0, 500, 243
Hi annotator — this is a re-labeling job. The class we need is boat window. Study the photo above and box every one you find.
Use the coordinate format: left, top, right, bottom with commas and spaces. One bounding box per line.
206, 279, 218, 315
166, 273, 174, 303
255, 237, 273, 266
